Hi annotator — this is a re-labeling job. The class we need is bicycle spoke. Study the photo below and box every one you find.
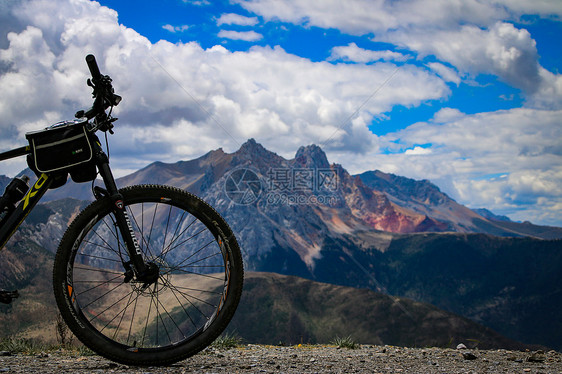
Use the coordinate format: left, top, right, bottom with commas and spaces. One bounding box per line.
82, 280, 128, 311
160, 205, 173, 256
166, 282, 211, 327
112, 291, 135, 342
167, 238, 215, 271
164, 279, 219, 309
126, 293, 140, 345
165, 267, 226, 281
141, 290, 155, 347
73, 266, 124, 276
159, 212, 195, 261
160, 227, 207, 260
77, 251, 121, 264
167, 284, 223, 295
75, 273, 124, 297
95, 288, 137, 331
161, 209, 188, 258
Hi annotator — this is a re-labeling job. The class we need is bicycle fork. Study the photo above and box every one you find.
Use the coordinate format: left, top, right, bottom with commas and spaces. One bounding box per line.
94, 145, 158, 286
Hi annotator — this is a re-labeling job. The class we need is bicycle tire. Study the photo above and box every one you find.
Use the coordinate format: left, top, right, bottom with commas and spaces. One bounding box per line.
52, 184, 243, 366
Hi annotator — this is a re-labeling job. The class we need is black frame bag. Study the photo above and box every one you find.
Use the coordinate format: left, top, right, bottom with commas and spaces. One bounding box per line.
25, 121, 96, 184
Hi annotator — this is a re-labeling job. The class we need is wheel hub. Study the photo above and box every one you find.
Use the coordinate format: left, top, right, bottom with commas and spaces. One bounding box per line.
130, 260, 171, 296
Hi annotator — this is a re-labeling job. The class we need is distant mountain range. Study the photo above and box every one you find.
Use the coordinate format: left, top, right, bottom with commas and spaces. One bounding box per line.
0, 235, 536, 350
1, 139, 561, 350
226, 272, 536, 350
11, 138, 559, 239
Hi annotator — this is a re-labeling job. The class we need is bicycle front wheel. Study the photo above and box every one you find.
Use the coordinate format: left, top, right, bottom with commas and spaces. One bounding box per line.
53, 185, 243, 366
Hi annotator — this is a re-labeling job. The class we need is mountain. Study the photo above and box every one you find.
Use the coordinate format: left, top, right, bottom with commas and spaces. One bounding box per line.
0, 175, 10, 192
0, 238, 534, 350
356, 170, 562, 239
0, 234, 58, 342
19, 138, 559, 239
2, 139, 562, 349
226, 272, 536, 350
473, 208, 512, 222
351, 233, 562, 350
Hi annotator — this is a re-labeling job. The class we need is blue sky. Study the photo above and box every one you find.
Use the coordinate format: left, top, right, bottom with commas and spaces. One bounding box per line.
98, 0, 536, 131
0, 0, 561, 226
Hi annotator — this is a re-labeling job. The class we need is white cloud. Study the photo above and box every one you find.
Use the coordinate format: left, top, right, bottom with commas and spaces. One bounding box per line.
236, 0, 562, 106
405, 146, 432, 155
236, 0, 562, 35
217, 13, 259, 26
162, 24, 189, 33
386, 22, 541, 93
182, 0, 210, 5
529, 67, 562, 109
329, 43, 409, 63
217, 30, 263, 41
341, 108, 562, 226
427, 62, 461, 85
431, 107, 465, 123
0, 0, 449, 177
1, 0, 560, 226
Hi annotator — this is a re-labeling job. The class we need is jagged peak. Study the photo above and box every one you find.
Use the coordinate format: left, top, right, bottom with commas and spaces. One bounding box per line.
229, 139, 286, 168
294, 144, 330, 168
238, 138, 265, 153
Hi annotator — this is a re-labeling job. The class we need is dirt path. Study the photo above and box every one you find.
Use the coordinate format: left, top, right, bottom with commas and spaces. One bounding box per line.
0, 344, 560, 373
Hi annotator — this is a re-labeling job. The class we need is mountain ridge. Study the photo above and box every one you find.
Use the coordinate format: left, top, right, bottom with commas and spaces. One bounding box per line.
2, 139, 561, 349
7, 139, 558, 238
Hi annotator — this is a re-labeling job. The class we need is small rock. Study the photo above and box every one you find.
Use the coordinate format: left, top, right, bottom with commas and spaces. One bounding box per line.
0, 352, 11, 357
526, 351, 546, 363
456, 343, 467, 350
462, 352, 478, 360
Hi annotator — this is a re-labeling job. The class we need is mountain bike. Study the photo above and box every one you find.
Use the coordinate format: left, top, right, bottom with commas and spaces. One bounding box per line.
0, 55, 244, 366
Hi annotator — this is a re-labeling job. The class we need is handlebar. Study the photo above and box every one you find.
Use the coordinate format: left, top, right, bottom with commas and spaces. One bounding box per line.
1, 55, 121, 160
86, 54, 102, 81
76, 54, 121, 132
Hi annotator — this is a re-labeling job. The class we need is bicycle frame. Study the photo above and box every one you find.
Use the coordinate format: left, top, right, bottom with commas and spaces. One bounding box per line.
0, 156, 52, 249
0, 134, 149, 278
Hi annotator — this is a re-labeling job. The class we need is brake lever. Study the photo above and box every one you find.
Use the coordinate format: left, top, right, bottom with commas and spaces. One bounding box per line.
76, 72, 121, 121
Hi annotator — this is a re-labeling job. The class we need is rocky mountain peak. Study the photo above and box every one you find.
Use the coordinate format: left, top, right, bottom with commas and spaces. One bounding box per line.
238, 138, 266, 154
232, 139, 283, 167
294, 144, 330, 169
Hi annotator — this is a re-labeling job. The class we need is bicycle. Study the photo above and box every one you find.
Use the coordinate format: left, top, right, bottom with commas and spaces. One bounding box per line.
0, 55, 244, 366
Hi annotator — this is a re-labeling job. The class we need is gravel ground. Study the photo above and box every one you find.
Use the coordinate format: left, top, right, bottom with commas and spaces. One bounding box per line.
0, 345, 561, 374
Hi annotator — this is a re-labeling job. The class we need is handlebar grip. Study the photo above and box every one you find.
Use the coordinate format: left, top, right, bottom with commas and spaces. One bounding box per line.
85, 54, 102, 80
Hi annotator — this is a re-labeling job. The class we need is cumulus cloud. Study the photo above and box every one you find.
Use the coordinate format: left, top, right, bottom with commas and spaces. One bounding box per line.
236, 0, 562, 106
217, 13, 259, 26
236, 0, 562, 35
217, 30, 263, 41
1, 0, 560, 226
427, 63, 461, 86
329, 43, 409, 63
387, 22, 541, 93
0, 0, 448, 177
162, 24, 189, 33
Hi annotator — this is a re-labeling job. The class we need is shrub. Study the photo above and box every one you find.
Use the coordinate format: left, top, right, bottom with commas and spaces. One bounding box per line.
331, 335, 359, 350
210, 332, 242, 350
